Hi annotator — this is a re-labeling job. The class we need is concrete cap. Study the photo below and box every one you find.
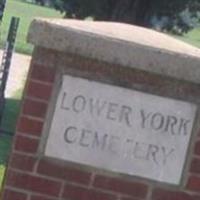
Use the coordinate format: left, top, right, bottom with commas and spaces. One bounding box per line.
28, 18, 200, 84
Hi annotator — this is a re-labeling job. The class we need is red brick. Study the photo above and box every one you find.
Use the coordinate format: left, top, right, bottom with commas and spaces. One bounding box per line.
31, 64, 55, 83
17, 116, 43, 137
30, 195, 58, 200
152, 189, 193, 200
26, 81, 53, 101
187, 176, 200, 192
2, 189, 27, 200
190, 158, 200, 174
37, 159, 91, 184
6, 170, 61, 196
121, 197, 140, 200
62, 183, 116, 200
193, 195, 200, 200
93, 175, 148, 198
10, 153, 36, 171
22, 99, 48, 118
14, 135, 39, 154
194, 140, 200, 156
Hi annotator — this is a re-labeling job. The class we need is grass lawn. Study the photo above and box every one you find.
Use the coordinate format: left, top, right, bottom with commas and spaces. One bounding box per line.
0, 88, 23, 188
0, 95, 22, 189
0, 135, 12, 188
0, 0, 63, 55
0, 100, 20, 189
175, 28, 200, 48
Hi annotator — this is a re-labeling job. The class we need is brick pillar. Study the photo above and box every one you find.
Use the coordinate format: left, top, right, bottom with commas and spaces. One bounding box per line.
1, 19, 200, 200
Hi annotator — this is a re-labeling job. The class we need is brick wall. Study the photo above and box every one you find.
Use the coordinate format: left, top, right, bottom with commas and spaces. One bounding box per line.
1, 47, 200, 200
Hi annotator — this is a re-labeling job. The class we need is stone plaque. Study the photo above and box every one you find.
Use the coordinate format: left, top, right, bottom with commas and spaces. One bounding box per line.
45, 75, 197, 184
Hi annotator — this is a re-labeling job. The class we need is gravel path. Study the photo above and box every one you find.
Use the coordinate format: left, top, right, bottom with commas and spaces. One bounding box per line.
0, 51, 31, 98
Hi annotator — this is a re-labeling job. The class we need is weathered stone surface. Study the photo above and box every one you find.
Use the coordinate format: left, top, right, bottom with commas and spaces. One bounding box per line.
45, 75, 197, 184
28, 18, 200, 84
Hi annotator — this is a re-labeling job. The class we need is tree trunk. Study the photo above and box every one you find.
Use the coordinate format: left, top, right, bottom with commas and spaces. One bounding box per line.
134, 0, 153, 26
110, 0, 152, 26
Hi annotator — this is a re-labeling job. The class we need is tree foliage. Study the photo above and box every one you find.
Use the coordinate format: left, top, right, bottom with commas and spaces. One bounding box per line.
53, 0, 200, 34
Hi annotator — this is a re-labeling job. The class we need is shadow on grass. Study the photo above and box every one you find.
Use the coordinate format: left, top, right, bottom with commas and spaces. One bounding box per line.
1, 98, 21, 133
0, 98, 21, 188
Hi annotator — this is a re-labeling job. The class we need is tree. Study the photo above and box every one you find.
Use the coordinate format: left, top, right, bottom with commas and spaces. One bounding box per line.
0, 0, 6, 21
53, 0, 200, 34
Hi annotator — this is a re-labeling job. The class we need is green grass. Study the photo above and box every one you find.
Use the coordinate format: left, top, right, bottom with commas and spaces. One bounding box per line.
1, 98, 21, 133
173, 28, 200, 48
176, 28, 200, 48
0, 88, 23, 189
1, 88, 23, 133
0, 135, 12, 188
0, 101, 18, 189
0, 164, 6, 188
0, 0, 63, 54
0, 97, 21, 189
